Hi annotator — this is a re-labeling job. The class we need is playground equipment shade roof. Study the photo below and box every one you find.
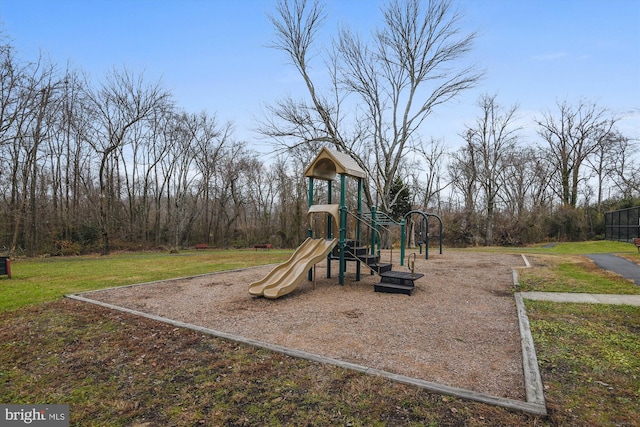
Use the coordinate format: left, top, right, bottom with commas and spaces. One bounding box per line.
304, 147, 366, 180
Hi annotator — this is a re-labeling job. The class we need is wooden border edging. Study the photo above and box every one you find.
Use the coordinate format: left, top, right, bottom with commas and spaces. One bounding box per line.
67, 285, 548, 416
513, 255, 547, 413
514, 292, 547, 408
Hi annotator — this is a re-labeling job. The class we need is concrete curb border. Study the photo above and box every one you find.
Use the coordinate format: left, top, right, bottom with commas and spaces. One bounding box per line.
519, 291, 640, 306
67, 255, 548, 416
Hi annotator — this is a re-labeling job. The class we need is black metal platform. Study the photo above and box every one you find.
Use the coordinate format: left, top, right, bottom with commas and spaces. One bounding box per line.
374, 271, 424, 295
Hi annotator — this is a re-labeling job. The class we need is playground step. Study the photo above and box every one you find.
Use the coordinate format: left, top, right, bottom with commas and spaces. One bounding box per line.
374, 282, 416, 295
333, 243, 368, 257
356, 253, 380, 265
330, 253, 372, 264
353, 246, 369, 256
335, 249, 370, 260
374, 271, 424, 295
372, 262, 393, 274
336, 248, 386, 264
379, 271, 424, 287
331, 252, 393, 274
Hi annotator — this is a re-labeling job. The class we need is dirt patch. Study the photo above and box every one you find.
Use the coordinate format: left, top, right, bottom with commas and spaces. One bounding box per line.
83, 251, 526, 400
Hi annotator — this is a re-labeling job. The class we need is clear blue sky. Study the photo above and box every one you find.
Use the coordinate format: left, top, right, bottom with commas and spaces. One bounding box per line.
1, 0, 638, 152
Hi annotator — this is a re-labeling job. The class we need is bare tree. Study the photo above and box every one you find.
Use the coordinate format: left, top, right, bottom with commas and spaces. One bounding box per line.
463, 93, 520, 245
586, 130, 624, 211
48, 68, 86, 244
166, 118, 199, 248
536, 99, 617, 208
210, 145, 255, 247
262, 0, 481, 212
245, 156, 281, 244
0, 39, 36, 255
3, 51, 59, 256
501, 146, 547, 217
272, 155, 309, 246
448, 131, 478, 242
0, 38, 25, 149
610, 133, 640, 198
417, 140, 451, 211
190, 112, 233, 245
85, 68, 171, 254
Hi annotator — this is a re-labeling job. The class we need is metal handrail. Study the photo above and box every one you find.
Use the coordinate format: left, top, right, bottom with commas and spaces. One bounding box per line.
345, 210, 394, 274
360, 210, 402, 226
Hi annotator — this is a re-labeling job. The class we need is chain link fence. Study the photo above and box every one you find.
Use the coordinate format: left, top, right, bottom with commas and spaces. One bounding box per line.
605, 206, 640, 241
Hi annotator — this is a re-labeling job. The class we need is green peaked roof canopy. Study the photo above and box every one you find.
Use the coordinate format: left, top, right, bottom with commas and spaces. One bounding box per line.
304, 147, 366, 181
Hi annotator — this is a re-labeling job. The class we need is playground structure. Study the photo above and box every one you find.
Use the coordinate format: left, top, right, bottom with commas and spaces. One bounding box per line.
404, 210, 443, 260
248, 147, 441, 299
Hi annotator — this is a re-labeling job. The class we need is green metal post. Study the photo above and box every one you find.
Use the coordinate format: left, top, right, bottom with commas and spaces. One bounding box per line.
339, 174, 347, 285
370, 206, 377, 254
357, 178, 362, 240
438, 215, 443, 255
370, 206, 377, 275
307, 177, 314, 281
355, 178, 362, 281
327, 181, 333, 278
307, 177, 314, 237
425, 216, 430, 260
327, 181, 333, 237
400, 218, 405, 266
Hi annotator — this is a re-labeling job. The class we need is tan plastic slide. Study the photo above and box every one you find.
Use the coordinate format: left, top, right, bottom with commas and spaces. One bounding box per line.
248, 237, 338, 299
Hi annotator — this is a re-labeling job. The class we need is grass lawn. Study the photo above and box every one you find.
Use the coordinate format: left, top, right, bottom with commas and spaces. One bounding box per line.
523, 240, 637, 255
0, 249, 291, 312
526, 301, 640, 426
461, 240, 638, 256
1, 242, 639, 425
517, 253, 640, 294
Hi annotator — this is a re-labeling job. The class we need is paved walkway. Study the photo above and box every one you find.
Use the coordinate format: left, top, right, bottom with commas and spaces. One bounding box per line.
585, 253, 640, 285
520, 291, 640, 306
519, 252, 640, 305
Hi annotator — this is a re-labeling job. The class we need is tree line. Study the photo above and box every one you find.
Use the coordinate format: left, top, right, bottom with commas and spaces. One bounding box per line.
1, 0, 638, 257
0, 38, 311, 256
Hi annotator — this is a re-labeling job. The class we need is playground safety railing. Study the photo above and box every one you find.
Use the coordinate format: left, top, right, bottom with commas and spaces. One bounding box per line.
359, 208, 404, 262
345, 210, 398, 274
359, 209, 403, 227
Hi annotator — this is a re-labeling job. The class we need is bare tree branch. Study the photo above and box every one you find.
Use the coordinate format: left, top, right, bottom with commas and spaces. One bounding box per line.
261, 0, 482, 212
